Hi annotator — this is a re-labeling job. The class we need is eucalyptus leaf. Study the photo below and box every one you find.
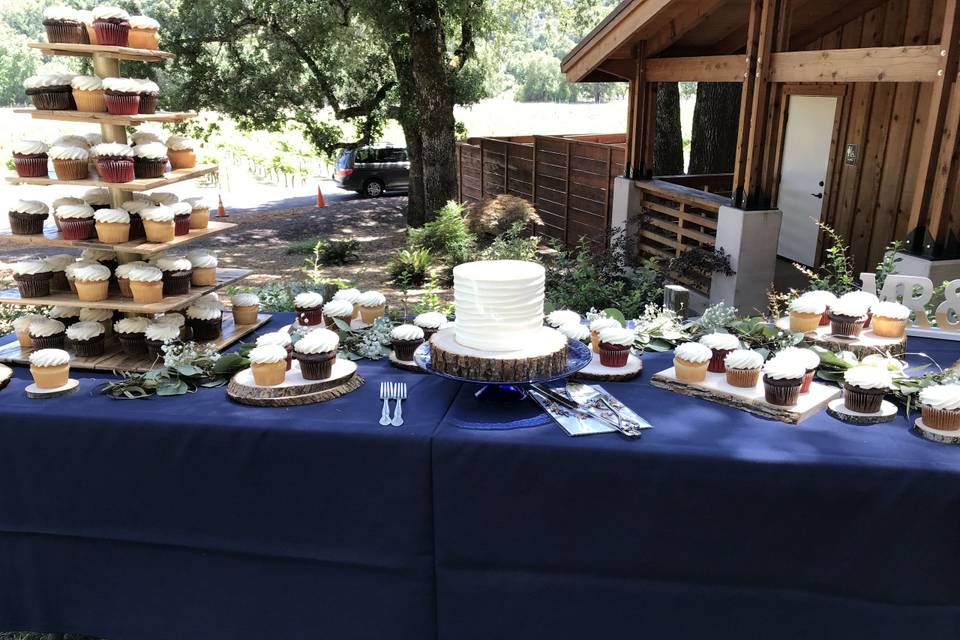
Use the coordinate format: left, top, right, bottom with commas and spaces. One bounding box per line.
333, 317, 352, 332
213, 353, 244, 375
156, 380, 189, 396
175, 364, 203, 377
602, 308, 627, 327
645, 338, 672, 352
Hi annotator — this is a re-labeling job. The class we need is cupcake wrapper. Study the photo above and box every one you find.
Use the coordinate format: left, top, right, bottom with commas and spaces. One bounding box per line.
232, 305, 259, 325
174, 214, 191, 236
187, 317, 222, 342
97, 158, 135, 183
843, 384, 886, 413
134, 156, 167, 179
726, 367, 761, 388
96, 222, 130, 243
71, 334, 106, 358
707, 348, 733, 373
143, 219, 174, 243
146, 339, 167, 361
819, 310, 831, 326
31, 90, 74, 111
284, 346, 293, 371
52, 158, 89, 181
921, 406, 960, 431
599, 343, 630, 368
118, 333, 148, 356
168, 148, 196, 169
191, 268, 218, 287
9, 211, 47, 235
118, 277, 133, 298
104, 92, 140, 115
252, 361, 286, 386
422, 327, 439, 342
15, 272, 53, 298
32, 333, 66, 350
129, 215, 145, 239
871, 316, 906, 338
830, 317, 865, 338
75, 280, 110, 302
763, 376, 802, 406
162, 271, 192, 296
392, 339, 423, 362
51, 271, 70, 291
296, 307, 324, 327
296, 351, 336, 380
800, 368, 816, 393
72, 89, 107, 113
674, 357, 708, 382
59, 217, 96, 240
138, 94, 159, 114
189, 209, 210, 229
93, 21, 130, 47
128, 28, 159, 50
13, 155, 49, 178
789, 312, 822, 333
44, 21, 85, 44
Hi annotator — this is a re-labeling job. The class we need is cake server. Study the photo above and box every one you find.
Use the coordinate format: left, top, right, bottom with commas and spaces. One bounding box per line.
565, 382, 652, 436
527, 387, 617, 436
529, 384, 637, 437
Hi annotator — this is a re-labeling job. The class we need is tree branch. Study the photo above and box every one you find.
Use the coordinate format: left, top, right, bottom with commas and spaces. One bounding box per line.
450, 0, 483, 71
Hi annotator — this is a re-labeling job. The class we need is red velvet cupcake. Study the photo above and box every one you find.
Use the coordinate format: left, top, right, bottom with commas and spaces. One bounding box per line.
92, 6, 131, 46
137, 79, 160, 114
12, 140, 49, 177
103, 77, 141, 115
596, 326, 635, 368
92, 142, 135, 183
293, 291, 326, 327
699, 332, 741, 373
55, 203, 96, 240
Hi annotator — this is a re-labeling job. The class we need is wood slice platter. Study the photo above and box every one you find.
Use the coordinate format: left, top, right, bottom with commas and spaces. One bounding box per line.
428, 326, 568, 383
573, 351, 643, 381
227, 359, 363, 407
912, 417, 960, 444
26, 378, 79, 399
389, 351, 423, 372
0, 363, 11, 391
826, 398, 898, 424
776, 318, 907, 357
650, 367, 840, 424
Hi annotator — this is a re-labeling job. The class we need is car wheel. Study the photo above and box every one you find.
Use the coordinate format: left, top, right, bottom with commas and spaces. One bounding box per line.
363, 179, 384, 198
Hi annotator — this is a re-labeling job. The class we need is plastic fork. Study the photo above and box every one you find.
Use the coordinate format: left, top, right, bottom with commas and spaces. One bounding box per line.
391, 382, 407, 427
379, 382, 392, 426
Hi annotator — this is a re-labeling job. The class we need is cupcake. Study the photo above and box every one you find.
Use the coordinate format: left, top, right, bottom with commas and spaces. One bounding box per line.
56, 203, 96, 239
44, 254, 75, 291
102, 77, 140, 114
597, 326, 635, 368
114, 316, 150, 355
29, 318, 67, 350
149, 191, 179, 206
294, 291, 325, 326
128, 15, 160, 50
51, 197, 82, 230
133, 142, 168, 178
333, 288, 363, 320
144, 322, 179, 359
71, 75, 106, 112
840, 290, 880, 328
24, 73, 75, 110
156, 256, 192, 295
155, 312, 188, 340
774, 346, 821, 393
323, 299, 354, 329
79, 307, 115, 337
391, 324, 424, 361
12, 259, 53, 298
49, 145, 90, 180
193, 293, 224, 310
557, 321, 591, 345
293, 327, 340, 380
414, 311, 447, 340
188, 251, 218, 286
12, 140, 49, 177
92, 142, 135, 183
166, 136, 196, 169
185, 303, 222, 341
673, 342, 712, 382
94, 208, 131, 243
140, 205, 175, 243
257, 331, 293, 370
42, 6, 84, 43
126, 265, 163, 303
136, 79, 160, 114
919, 384, 960, 430
788, 295, 826, 333
49, 306, 80, 327
92, 5, 131, 46
29, 348, 71, 389
870, 301, 911, 338
699, 332, 741, 373
357, 290, 386, 323
724, 349, 764, 387
546, 309, 581, 329
589, 317, 621, 353
183, 197, 210, 229
121, 199, 149, 238
131, 130, 162, 145
77, 9, 95, 43
802, 290, 838, 326
82, 187, 111, 210
80, 248, 118, 272
170, 202, 192, 235
762, 359, 805, 407
13, 314, 45, 348
64, 261, 94, 293
842, 365, 891, 414
66, 320, 106, 357
72, 263, 111, 302
52, 135, 89, 150
8, 200, 49, 235
231, 293, 260, 324
828, 299, 869, 338
249, 344, 287, 386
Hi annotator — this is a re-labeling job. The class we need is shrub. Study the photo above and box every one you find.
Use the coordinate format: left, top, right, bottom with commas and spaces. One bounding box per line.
388, 248, 433, 286
287, 238, 359, 265
479, 222, 541, 262
408, 201, 476, 265
465, 194, 543, 238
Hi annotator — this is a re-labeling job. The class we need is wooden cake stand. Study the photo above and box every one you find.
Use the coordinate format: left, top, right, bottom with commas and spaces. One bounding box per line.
428, 326, 568, 383
227, 358, 363, 407
389, 351, 423, 372
912, 417, 960, 444
573, 351, 643, 381
776, 318, 906, 357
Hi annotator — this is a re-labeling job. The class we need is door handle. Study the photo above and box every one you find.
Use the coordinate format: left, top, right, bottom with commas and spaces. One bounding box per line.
810, 192, 823, 199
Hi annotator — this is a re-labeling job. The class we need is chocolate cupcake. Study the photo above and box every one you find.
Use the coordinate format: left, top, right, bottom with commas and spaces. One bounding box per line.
49, 305, 81, 328
8, 200, 49, 235
322, 299, 354, 330
42, 6, 85, 43
121, 200, 148, 238
11, 140, 49, 177
12, 259, 53, 298
699, 332, 740, 373
145, 322, 180, 360
92, 142, 135, 183
44, 254, 76, 291
390, 324, 424, 361
133, 142, 168, 178
136, 79, 160, 114
56, 203, 96, 240
842, 365, 891, 414
293, 291, 325, 326
23, 73, 76, 110
102, 77, 141, 115
828, 299, 868, 338
115, 317, 150, 356
762, 359, 805, 407
156, 256, 193, 296
185, 303, 222, 341
293, 327, 340, 379
29, 318, 67, 350
92, 6, 131, 46
414, 311, 447, 341
597, 326, 635, 368
66, 321, 106, 358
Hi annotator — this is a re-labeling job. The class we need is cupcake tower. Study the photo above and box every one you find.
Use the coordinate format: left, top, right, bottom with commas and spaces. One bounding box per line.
0, 12, 268, 374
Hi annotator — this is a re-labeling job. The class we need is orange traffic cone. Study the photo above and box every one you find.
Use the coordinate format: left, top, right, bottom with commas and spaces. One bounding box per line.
216, 194, 227, 217
316, 186, 326, 208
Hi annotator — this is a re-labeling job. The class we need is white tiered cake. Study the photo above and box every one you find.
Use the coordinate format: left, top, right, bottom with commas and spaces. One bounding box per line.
429, 260, 568, 382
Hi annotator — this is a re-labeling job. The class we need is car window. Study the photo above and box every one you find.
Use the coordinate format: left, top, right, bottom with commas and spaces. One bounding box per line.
380, 148, 407, 163
354, 148, 377, 163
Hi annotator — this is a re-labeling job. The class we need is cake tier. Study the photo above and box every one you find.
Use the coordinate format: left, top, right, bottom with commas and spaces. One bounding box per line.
429, 326, 568, 382
453, 259, 545, 352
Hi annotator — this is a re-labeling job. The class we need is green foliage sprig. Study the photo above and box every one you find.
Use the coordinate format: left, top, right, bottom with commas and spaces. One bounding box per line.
329, 316, 394, 360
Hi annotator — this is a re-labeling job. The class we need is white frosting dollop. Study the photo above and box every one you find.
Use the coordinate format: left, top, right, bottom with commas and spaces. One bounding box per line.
597, 326, 635, 347
24, 74, 75, 89
29, 348, 70, 367
165, 136, 194, 150
844, 365, 892, 390
29, 318, 65, 338
49, 145, 89, 161
52, 196, 84, 209
128, 15, 160, 30
145, 322, 180, 342
763, 358, 805, 381
414, 311, 447, 329
801, 290, 838, 308
186, 304, 221, 320
357, 290, 386, 307
249, 344, 286, 365
136, 79, 160, 93
122, 200, 151, 213
390, 324, 424, 341
775, 346, 821, 371
155, 256, 192, 272
830, 299, 869, 319
57, 203, 95, 219
699, 332, 740, 350
194, 293, 223, 309
72, 263, 111, 281
789, 295, 826, 314
919, 384, 960, 411
115, 261, 147, 278
231, 293, 259, 307
295, 327, 340, 354
323, 299, 354, 318
13, 259, 52, 275
13, 313, 45, 332
10, 200, 49, 215
725, 349, 764, 370
155, 313, 185, 328
140, 205, 175, 222
44, 6, 80, 21
53, 135, 88, 149
92, 6, 130, 20
674, 342, 713, 363
333, 288, 362, 303
293, 291, 324, 309
133, 142, 168, 160
871, 300, 911, 320
557, 322, 590, 342
83, 132, 102, 146
149, 192, 179, 205
115, 317, 151, 334
126, 265, 162, 282
71, 75, 103, 91
188, 253, 217, 268
12, 140, 48, 155
66, 320, 105, 341
839, 290, 880, 309
131, 131, 161, 145
256, 331, 292, 348
44, 254, 76, 271
80, 307, 113, 322
82, 188, 110, 205
590, 316, 621, 332
546, 309, 581, 327
91, 142, 134, 157
169, 202, 192, 216
94, 208, 130, 224
48, 305, 79, 319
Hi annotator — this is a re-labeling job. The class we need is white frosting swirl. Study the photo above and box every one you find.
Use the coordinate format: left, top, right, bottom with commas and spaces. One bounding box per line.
102, 77, 142, 94
149, 192, 179, 205
71, 75, 103, 91
557, 322, 590, 342
155, 256, 191, 272
189, 253, 218, 268
128, 15, 160, 30
194, 293, 223, 309
126, 265, 162, 282
91, 142, 134, 157
919, 384, 960, 411
333, 288, 362, 303
323, 300, 354, 318
44, 254, 76, 271
871, 300, 911, 320
114, 317, 150, 334
10, 200, 49, 215
183, 197, 207, 209
169, 202, 192, 216
82, 188, 110, 205
546, 309, 581, 327
94, 208, 130, 224
839, 290, 880, 309
133, 142, 168, 159
390, 324, 424, 341
186, 304, 221, 320
590, 316, 621, 332
64, 261, 96, 277
29, 318, 65, 337
725, 349, 764, 370
145, 323, 180, 342
674, 342, 712, 363
13, 259, 52, 275
29, 348, 70, 367
763, 358, 805, 380
12, 140, 48, 155
598, 326, 635, 347
92, 6, 130, 20
165, 136, 194, 151
294, 291, 325, 309
57, 203, 95, 219
122, 200, 151, 213
48, 306, 79, 319
357, 290, 386, 307
801, 290, 838, 307
295, 327, 340, 354
789, 296, 826, 314
414, 311, 447, 329
13, 313, 45, 332
44, 6, 80, 21
231, 293, 259, 307
76, 9, 93, 24
83, 132, 102, 146
249, 344, 286, 365
774, 347, 820, 371
72, 263, 111, 281
136, 79, 160, 93
53, 135, 89, 149
140, 205, 175, 222
257, 331, 291, 348
52, 197, 84, 208
24, 74, 75, 89
67, 320, 105, 341
80, 249, 115, 262
131, 131, 161, 145
844, 365, 892, 390
830, 298, 869, 319
699, 332, 740, 350
49, 145, 89, 161
155, 313, 185, 328
79, 307, 113, 322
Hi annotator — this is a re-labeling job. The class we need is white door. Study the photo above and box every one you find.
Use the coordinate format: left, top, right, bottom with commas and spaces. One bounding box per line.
777, 95, 837, 265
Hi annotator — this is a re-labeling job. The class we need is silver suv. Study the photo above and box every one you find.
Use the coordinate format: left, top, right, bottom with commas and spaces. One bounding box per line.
334, 144, 410, 197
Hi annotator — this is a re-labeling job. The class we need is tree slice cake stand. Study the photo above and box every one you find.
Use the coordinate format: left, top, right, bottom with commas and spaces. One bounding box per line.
389, 351, 424, 373
227, 358, 363, 407
775, 318, 907, 357
573, 351, 643, 381
0, 363, 12, 392
26, 378, 80, 399
426, 326, 570, 383
826, 398, 898, 424
912, 417, 960, 444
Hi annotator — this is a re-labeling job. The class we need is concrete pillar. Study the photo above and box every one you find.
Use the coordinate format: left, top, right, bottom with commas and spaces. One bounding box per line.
610, 176, 640, 246
709, 205, 783, 315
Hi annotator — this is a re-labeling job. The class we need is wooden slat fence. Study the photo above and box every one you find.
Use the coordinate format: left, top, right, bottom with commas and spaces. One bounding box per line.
657, 172, 734, 196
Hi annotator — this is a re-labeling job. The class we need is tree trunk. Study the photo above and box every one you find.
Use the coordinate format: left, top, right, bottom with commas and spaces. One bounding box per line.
688, 82, 742, 175
653, 82, 683, 176
389, 44, 427, 227
407, 0, 459, 221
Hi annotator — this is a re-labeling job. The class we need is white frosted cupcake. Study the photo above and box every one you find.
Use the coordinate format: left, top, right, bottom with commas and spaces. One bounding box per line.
762, 358, 806, 407
66, 320, 106, 357
257, 330, 293, 370
230, 292, 260, 325
29, 348, 71, 389
8, 199, 49, 235
188, 251, 218, 286
294, 291, 324, 326
94, 207, 131, 243
699, 332, 741, 372
185, 303, 222, 341
842, 365, 892, 413
724, 349, 764, 388
673, 342, 712, 382
919, 384, 960, 431
414, 311, 448, 340
79, 307, 115, 337
597, 326, 635, 368
13, 313, 45, 348
249, 344, 287, 386
357, 290, 386, 323
323, 299, 354, 329
72, 262, 111, 302
126, 265, 164, 304
546, 309, 581, 329
557, 322, 590, 345
390, 324, 424, 361
333, 288, 362, 319
293, 327, 340, 379
589, 317, 621, 353
870, 300, 911, 338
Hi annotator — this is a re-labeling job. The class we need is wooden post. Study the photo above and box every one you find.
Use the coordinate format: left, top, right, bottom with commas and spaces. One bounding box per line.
604, 145, 613, 246
457, 143, 463, 201
503, 142, 509, 195
478, 138, 486, 201
532, 136, 539, 208
564, 139, 571, 246
627, 43, 647, 179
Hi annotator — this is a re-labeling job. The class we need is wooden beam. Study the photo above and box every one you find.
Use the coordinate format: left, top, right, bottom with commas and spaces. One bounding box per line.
768, 46, 943, 83
646, 54, 746, 82
640, 82, 658, 175
907, 0, 960, 254
789, 0, 891, 49
625, 44, 644, 178
732, 0, 765, 208
597, 58, 637, 80
646, 0, 729, 56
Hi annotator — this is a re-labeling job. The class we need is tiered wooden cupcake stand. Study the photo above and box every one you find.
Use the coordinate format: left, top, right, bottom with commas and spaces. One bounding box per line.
1, 42, 269, 374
